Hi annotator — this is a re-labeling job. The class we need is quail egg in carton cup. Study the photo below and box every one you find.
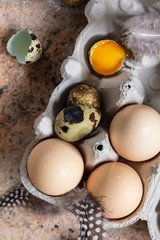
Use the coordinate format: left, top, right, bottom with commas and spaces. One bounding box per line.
20, 0, 160, 239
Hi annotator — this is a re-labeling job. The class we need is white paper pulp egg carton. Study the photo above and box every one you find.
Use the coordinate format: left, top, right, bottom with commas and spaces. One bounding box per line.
20, 0, 160, 239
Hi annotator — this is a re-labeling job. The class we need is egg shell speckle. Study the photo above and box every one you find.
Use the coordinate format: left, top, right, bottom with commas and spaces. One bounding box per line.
24, 31, 42, 64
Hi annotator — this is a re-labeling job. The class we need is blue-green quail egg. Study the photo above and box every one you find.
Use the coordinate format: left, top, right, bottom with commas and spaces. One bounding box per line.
54, 105, 101, 142
7, 30, 42, 64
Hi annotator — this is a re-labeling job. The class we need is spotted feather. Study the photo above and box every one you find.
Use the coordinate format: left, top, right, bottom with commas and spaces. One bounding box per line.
0, 186, 107, 239
64, 188, 108, 239
0, 186, 31, 209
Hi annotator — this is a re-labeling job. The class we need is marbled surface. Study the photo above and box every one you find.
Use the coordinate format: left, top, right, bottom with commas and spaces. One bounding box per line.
0, 0, 152, 239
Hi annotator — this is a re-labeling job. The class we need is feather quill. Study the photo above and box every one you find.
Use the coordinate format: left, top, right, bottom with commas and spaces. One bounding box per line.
122, 10, 160, 57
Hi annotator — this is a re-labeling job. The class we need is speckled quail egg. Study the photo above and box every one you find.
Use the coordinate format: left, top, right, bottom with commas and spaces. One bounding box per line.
7, 30, 42, 64
67, 84, 101, 109
54, 105, 101, 142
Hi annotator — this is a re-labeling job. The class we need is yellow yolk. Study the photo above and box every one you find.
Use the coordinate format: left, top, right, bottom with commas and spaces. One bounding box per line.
89, 40, 126, 75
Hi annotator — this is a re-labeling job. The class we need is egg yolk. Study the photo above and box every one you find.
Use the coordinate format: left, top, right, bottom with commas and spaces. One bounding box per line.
89, 40, 126, 75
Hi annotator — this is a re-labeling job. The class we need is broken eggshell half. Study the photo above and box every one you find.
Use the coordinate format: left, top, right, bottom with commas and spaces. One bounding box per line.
20, 0, 160, 239
7, 30, 42, 64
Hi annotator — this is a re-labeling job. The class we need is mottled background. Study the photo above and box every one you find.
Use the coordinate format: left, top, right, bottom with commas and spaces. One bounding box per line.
0, 0, 152, 239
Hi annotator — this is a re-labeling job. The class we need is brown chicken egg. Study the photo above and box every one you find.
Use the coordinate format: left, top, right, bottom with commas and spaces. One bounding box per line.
109, 104, 160, 162
87, 162, 143, 219
27, 138, 84, 196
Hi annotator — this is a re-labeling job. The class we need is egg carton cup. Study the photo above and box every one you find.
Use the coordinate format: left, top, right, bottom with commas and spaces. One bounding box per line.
20, 0, 160, 239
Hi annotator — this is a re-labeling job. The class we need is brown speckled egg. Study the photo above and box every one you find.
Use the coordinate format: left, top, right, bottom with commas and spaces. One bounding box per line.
54, 105, 101, 142
68, 84, 101, 109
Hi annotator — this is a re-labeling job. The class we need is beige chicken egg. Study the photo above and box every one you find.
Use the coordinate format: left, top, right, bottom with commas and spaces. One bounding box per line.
27, 138, 84, 196
87, 162, 143, 219
109, 104, 160, 162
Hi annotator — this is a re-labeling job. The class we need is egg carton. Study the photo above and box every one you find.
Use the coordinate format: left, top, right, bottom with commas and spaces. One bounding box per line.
20, 0, 160, 239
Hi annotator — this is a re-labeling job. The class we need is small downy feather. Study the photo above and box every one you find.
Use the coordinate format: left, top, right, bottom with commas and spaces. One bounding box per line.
122, 10, 160, 57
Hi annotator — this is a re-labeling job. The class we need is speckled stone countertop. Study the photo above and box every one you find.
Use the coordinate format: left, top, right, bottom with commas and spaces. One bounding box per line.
0, 0, 152, 239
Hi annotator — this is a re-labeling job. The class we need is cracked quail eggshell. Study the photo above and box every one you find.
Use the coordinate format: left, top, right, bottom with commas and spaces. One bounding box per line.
7, 30, 42, 64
